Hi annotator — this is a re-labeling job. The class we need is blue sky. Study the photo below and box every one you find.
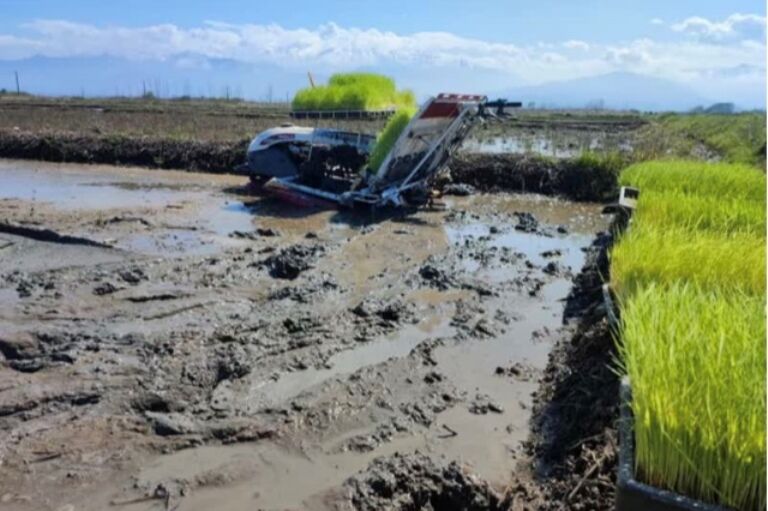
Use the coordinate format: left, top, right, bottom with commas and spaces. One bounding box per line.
0, 0, 762, 43
0, 0, 765, 44
0, 0, 765, 107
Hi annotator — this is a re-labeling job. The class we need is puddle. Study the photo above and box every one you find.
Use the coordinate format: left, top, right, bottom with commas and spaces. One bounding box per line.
0, 160, 366, 260
448, 193, 608, 235
0, 166, 194, 210
234, 198, 351, 241
432, 214, 599, 483
442, 194, 602, 283
446, 223, 591, 269
0, 161, 272, 256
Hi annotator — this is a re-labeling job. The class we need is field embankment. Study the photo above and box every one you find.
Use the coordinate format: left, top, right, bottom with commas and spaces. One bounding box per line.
0, 130, 248, 172
451, 152, 625, 202
634, 113, 766, 166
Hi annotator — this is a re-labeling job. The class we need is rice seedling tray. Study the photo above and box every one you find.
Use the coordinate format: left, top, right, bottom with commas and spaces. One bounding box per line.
290, 109, 395, 120
616, 381, 731, 511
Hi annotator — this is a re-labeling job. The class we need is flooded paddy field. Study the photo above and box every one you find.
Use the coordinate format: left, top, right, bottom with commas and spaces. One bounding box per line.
463, 128, 633, 158
464, 116, 643, 158
0, 159, 613, 510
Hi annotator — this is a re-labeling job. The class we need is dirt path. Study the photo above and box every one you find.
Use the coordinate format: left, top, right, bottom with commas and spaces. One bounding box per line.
0, 159, 609, 510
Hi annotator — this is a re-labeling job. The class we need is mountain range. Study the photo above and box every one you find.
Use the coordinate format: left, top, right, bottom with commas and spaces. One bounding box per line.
0, 55, 763, 111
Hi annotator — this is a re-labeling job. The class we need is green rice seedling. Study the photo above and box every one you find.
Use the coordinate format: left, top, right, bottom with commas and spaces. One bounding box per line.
620, 160, 766, 202
618, 282, 765, 510
367, 107, 416, 171
328, 73, 396, 92
338, 85, 370, 110
396, 90, 416, 109
610, 225, 765, 298
292, 73, 416, 112
613, 156, 766, 509
292, 86, 339, 110
634, 190, 766, 236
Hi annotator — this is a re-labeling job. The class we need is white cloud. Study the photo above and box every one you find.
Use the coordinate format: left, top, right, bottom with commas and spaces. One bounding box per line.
0, 17, 763, 97
563, 40, 590, 51
671, 13, 766, 41
650, 18, 664, 26
0, 34, 43, 59
7, 20, 531, 71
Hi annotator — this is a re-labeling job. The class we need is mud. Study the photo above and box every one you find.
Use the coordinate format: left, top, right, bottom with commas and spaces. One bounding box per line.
0, 159, 614, 510
0, 221, 113, 247
344, 452, 502, 510
449, 153, 622, 202
0, 130, 247, 173
502, 225, 621, 511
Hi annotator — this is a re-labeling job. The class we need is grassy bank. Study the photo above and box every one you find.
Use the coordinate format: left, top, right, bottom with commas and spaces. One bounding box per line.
612, 160, 766, 510
634, 113, 766, 166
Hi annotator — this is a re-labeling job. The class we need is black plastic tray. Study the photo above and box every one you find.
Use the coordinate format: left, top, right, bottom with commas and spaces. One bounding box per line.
616, 381, 730, 511
290, 109, 395, 120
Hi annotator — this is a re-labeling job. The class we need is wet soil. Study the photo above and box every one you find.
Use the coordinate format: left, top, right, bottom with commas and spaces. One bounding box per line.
0, 131, 248, 173
449, 153, 621, 202
0, 159, 614, 510
501, 230, 620, 511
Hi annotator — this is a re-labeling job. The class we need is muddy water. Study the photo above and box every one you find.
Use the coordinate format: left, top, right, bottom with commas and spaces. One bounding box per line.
0, 160, 356, 257
121, 435, 429, 511
0, 159, 609, 511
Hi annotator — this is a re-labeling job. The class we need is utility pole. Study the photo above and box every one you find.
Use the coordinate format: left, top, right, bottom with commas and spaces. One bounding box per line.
14, 71, 20, 95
